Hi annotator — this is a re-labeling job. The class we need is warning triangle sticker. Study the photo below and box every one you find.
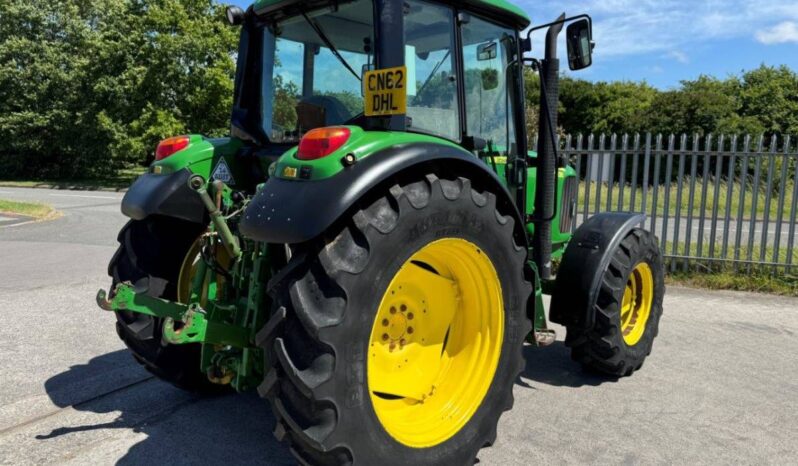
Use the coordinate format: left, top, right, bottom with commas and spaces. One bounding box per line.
211, 158, 235, 186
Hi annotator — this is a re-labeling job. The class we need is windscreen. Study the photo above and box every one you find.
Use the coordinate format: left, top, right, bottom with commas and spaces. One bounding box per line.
261, 0, 375, 142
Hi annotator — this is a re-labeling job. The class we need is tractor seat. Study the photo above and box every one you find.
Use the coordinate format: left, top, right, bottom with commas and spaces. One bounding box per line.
297, 95, 351, 132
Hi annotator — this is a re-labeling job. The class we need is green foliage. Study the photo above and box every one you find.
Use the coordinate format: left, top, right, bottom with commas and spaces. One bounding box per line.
1, 0, 795, 182
545, 65, 798, 139
0, 0, 237, 179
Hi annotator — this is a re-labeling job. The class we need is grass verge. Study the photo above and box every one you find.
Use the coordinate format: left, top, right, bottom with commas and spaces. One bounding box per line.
0, 167, 145, 192
667, 270, 798, 297
0, 199, 60, 221
579, 178, 796, 221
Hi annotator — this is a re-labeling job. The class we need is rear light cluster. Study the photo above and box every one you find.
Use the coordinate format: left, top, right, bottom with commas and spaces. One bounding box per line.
296, 127, 351, 160
155, 136, 190, 161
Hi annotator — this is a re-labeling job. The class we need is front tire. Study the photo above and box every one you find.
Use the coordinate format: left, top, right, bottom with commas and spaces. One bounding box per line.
565, 229, 665, 376
258, 174, 531, 465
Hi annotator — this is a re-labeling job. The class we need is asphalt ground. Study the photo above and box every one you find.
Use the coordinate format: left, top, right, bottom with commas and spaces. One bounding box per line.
0, 187, 796, 465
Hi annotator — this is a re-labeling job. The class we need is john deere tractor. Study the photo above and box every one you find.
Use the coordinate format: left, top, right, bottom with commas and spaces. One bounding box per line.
97, 0, 665, 463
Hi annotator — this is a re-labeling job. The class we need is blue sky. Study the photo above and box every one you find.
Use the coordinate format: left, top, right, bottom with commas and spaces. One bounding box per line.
233, 0, 798, 89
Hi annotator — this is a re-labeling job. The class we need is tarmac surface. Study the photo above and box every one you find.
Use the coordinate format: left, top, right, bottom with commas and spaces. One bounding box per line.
0, 187, 796, 465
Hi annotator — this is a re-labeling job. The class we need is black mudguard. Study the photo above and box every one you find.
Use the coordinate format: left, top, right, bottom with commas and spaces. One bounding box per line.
239, 143, 524, 245
121, 169, 206, 224
550, 212, 647, 330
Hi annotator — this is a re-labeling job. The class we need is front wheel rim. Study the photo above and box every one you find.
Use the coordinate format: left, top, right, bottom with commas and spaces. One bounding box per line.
620, 262, 654, 346
367, 238, 504, 448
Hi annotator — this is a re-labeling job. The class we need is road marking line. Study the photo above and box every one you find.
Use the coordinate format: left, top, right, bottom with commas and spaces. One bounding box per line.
49, 193, 121, 200
0, 219, 40, 229
0, 375, 155, 436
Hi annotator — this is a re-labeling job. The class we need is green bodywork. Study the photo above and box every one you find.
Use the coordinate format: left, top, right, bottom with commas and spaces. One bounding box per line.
252, 0, 530, 27
152, 135, 244, 183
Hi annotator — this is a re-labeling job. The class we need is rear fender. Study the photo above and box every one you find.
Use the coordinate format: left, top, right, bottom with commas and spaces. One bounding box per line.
549, 212, 646, 330
239, 143, 527, 246
121, 137, 244, 224
121, 169, 207, 224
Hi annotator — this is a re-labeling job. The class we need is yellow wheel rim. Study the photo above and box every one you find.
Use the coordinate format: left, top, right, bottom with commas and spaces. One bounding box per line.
620, 262, 654, 346
367, 238, 504, 448
177, 237, 231, 305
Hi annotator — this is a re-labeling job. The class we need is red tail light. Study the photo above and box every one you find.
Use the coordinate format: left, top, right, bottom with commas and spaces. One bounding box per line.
296, 127, 351, 161
155, 136, 190, 161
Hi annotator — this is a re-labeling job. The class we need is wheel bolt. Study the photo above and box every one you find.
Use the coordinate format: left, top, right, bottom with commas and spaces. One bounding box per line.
390, 307, 397, 314
382, 334, 389, 341
400, 304, 407, 312
407, 327, 414, 334
382, 319, 389, 327
400, 339, 406, 346
407, 312, 414, 320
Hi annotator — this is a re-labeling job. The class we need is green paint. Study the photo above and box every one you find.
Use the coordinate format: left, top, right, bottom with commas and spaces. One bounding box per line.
252, 0, 529, 27
152, 136, 244, 182
97, 286, 187, 320
273, 126, 465, 181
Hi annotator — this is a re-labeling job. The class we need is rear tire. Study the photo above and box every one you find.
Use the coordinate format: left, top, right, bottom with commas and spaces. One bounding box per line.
109, 217, 222, 394
564, 229, 665, 377
258, 174, 531, 465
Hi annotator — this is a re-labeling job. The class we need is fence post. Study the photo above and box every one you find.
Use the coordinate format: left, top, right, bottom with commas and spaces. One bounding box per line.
745, 135, 765, 273
787, 142, 798, 274
733, 135, 752, 272
584, 134, 594, 221
595, 134, 606, 214
618, 134, 629, 211
649, 134, 661, 234
722, 134, 738, 262
773, 135, 791, 273
759, 135, 778, 271
661, 134, 675, 256
708, 134, 724, 271
696, 134, 712, 266
671, 134, 688, 272
683, 133, 700, 272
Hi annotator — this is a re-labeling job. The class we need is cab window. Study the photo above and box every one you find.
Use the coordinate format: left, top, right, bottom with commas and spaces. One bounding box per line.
461, 16, 518, 155
404, 0, 460, 141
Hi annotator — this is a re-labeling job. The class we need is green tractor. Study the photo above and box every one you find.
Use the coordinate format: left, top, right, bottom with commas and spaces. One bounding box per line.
97, 0, 665, 463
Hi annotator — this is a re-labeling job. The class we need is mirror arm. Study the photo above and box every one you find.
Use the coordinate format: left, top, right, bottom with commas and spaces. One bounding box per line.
525, 13, 593, 44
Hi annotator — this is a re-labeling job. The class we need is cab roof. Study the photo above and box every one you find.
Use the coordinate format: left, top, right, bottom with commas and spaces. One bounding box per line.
252, 0, 531, 29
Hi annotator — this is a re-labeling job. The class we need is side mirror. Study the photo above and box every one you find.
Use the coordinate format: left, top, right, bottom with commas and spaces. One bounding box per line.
477, 42, 498, 61
565, 19, 593, 71
226, 6, 245, 26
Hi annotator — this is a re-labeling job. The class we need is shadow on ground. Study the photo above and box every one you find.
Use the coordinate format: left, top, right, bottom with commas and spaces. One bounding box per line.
519, 342, 617, 388
38, 350, 293, 465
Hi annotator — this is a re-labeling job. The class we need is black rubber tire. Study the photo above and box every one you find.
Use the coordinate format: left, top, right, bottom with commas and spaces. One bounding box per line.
564, 229, 665, 377
257, 174, 531, 465
109, 217, 223, 394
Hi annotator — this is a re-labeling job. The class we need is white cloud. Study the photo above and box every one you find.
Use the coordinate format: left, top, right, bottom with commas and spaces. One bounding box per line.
521, 0, 798, 58
666, 50, 689, 64
755, 21, 798, 44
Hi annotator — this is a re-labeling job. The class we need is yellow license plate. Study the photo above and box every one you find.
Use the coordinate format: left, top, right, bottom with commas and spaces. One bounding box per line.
364, 66, 407, 117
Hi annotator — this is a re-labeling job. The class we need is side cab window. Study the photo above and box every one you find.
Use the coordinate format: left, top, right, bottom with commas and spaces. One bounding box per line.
460, 15, 518, 157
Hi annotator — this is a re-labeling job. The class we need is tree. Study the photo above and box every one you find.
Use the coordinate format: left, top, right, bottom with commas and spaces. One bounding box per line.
737, 65, 798, 137
0, 0, 237, 179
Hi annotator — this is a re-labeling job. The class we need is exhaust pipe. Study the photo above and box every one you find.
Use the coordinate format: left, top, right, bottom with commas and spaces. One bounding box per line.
532, 13, 565, 281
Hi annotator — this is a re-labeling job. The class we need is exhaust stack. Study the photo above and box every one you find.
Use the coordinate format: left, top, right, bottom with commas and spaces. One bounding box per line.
532, 13, 565, 281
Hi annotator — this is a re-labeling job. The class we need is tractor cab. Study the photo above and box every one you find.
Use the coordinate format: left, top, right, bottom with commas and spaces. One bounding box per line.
227, 0, 589, 161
